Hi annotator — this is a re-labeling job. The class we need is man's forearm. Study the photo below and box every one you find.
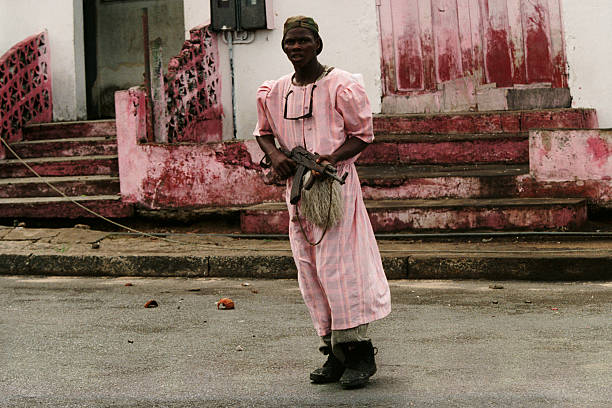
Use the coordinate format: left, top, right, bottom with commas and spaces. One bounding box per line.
328, 137, 370, 164
256, 135, 279, 157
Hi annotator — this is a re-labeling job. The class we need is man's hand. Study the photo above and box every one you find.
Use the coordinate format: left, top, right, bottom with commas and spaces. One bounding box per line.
269, 149, 297, 180
256, 135, 297, 180
312, 154, 336, 178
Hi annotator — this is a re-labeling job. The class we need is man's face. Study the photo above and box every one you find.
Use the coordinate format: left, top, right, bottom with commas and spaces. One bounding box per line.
282, 27, 320, 68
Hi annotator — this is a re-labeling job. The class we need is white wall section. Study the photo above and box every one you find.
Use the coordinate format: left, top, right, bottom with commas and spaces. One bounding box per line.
562, 0, 612, 128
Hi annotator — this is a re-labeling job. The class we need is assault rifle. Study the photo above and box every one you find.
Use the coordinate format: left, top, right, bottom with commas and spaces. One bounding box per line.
280, 146, 348, 205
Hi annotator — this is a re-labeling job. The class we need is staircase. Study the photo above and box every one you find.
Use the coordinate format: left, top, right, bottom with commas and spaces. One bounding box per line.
0, 120, 133, 219
241, 108, 596, 233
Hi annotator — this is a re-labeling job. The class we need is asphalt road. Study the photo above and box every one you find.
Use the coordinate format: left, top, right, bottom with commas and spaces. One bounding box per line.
1, 276, 611, 407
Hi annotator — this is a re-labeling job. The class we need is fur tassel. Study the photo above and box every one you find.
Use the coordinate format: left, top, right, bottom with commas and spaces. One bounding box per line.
300, 172, 343, 228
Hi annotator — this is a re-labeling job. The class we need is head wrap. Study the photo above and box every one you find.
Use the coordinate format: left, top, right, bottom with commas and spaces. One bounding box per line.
282, 15, 323, 55
283, 16, 319, 36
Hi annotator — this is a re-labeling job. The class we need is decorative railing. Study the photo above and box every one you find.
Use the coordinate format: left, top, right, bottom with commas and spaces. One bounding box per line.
0, 31, 52, 153
158, 25, 222, 143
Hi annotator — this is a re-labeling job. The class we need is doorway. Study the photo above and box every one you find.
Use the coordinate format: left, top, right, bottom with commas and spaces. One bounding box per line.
82, 0, 186, 119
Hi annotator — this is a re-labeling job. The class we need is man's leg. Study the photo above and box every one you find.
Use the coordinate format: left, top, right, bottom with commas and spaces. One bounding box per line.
310, 333, 344, 383
331, 324, 377, 389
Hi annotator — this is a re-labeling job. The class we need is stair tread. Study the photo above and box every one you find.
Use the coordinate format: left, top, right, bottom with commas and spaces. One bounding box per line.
0, 195, 122, 204
245, 197, 586, 211
1, 155, 118, 164
357, 163, 529, 179
23, 119, 116, 129
11, 136, 116, 145
374, 107, 594, 119
374, 132, 528, 142
0, 175, 119, 185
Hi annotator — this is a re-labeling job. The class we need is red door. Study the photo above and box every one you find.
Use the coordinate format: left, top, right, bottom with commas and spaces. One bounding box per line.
378, 0, 567, 107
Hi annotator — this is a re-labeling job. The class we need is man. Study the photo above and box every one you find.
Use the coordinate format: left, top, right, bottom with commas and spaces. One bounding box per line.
254, 16, 391, 389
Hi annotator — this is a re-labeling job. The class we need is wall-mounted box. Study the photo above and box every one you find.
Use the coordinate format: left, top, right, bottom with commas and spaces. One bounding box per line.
211, 0, 238, 31
210, 0, 274, 31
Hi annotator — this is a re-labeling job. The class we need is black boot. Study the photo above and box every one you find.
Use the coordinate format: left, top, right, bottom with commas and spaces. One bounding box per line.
310, 348, 345, 384
339, 341, 377, 389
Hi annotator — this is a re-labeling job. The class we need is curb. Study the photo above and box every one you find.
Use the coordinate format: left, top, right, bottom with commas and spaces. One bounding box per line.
407, 256, 612, 281
1, 252, 611, 280
0, 254, 407, 279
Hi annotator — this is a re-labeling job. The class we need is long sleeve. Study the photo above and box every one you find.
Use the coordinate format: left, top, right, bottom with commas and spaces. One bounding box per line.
335, 81, 374, 144
253, 80, 276, 137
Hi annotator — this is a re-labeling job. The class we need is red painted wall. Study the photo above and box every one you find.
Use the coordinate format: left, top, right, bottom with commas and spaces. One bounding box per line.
115, 87, 282, 209
379, 0, 567, 97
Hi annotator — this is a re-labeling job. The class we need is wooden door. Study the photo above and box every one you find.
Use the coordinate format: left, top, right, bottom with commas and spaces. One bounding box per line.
378, 0, 567, 98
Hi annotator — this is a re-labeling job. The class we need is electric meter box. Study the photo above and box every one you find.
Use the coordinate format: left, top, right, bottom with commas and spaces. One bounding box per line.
210, 0, 274, 31
211, 0, 238, 31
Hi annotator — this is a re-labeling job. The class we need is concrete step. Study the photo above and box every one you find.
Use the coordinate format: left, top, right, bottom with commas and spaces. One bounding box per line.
360, 133, 528, 165
240, 198, 587, 234
373, 108, 598, 135
2, 227, 612, 280
0, 195, 133, 219
7, 137, 118, 159
358, 163, 528, 182
0, 155, 119, 178
359, 163, 527, 200
264, 164, 528, 200
22, 120, 117, 141
0, 175, 120, 198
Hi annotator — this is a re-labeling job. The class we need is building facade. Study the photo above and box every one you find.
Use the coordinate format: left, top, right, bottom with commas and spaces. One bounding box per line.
2, 0, 612, 133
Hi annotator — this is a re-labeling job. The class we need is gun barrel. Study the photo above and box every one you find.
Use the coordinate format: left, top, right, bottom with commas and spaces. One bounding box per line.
324, 169, 347, 184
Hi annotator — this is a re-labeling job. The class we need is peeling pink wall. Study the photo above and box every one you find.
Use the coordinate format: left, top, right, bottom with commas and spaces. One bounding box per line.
115, 87, 282, 209
530, 129, 612, 181
0, 31, 53, 159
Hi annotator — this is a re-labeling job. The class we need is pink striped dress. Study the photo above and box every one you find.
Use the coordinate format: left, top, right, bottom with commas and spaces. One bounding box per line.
254, 68, 391, 336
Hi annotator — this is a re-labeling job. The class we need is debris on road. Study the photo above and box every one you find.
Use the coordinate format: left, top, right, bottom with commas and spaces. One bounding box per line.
216, 298, 235, 309
251, 289, 259, 294
241, 282, 251, 287
144, 300, 158, 308
489, 284, 504, 289
91, 242, 100, 249
236, 345, 244, 351
124, 283, 133, 287
188, 288, 201, 292
74, 224, 91, 230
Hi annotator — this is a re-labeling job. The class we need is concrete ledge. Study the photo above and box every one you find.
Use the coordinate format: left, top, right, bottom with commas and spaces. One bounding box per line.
409, 256, 612, 281
1, 227, 611, 281
507, 88, 572, 110
0, 254, 209, 277
2, 251, 612, 281
208, 255, 296, 279
0, 253, 410, 280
